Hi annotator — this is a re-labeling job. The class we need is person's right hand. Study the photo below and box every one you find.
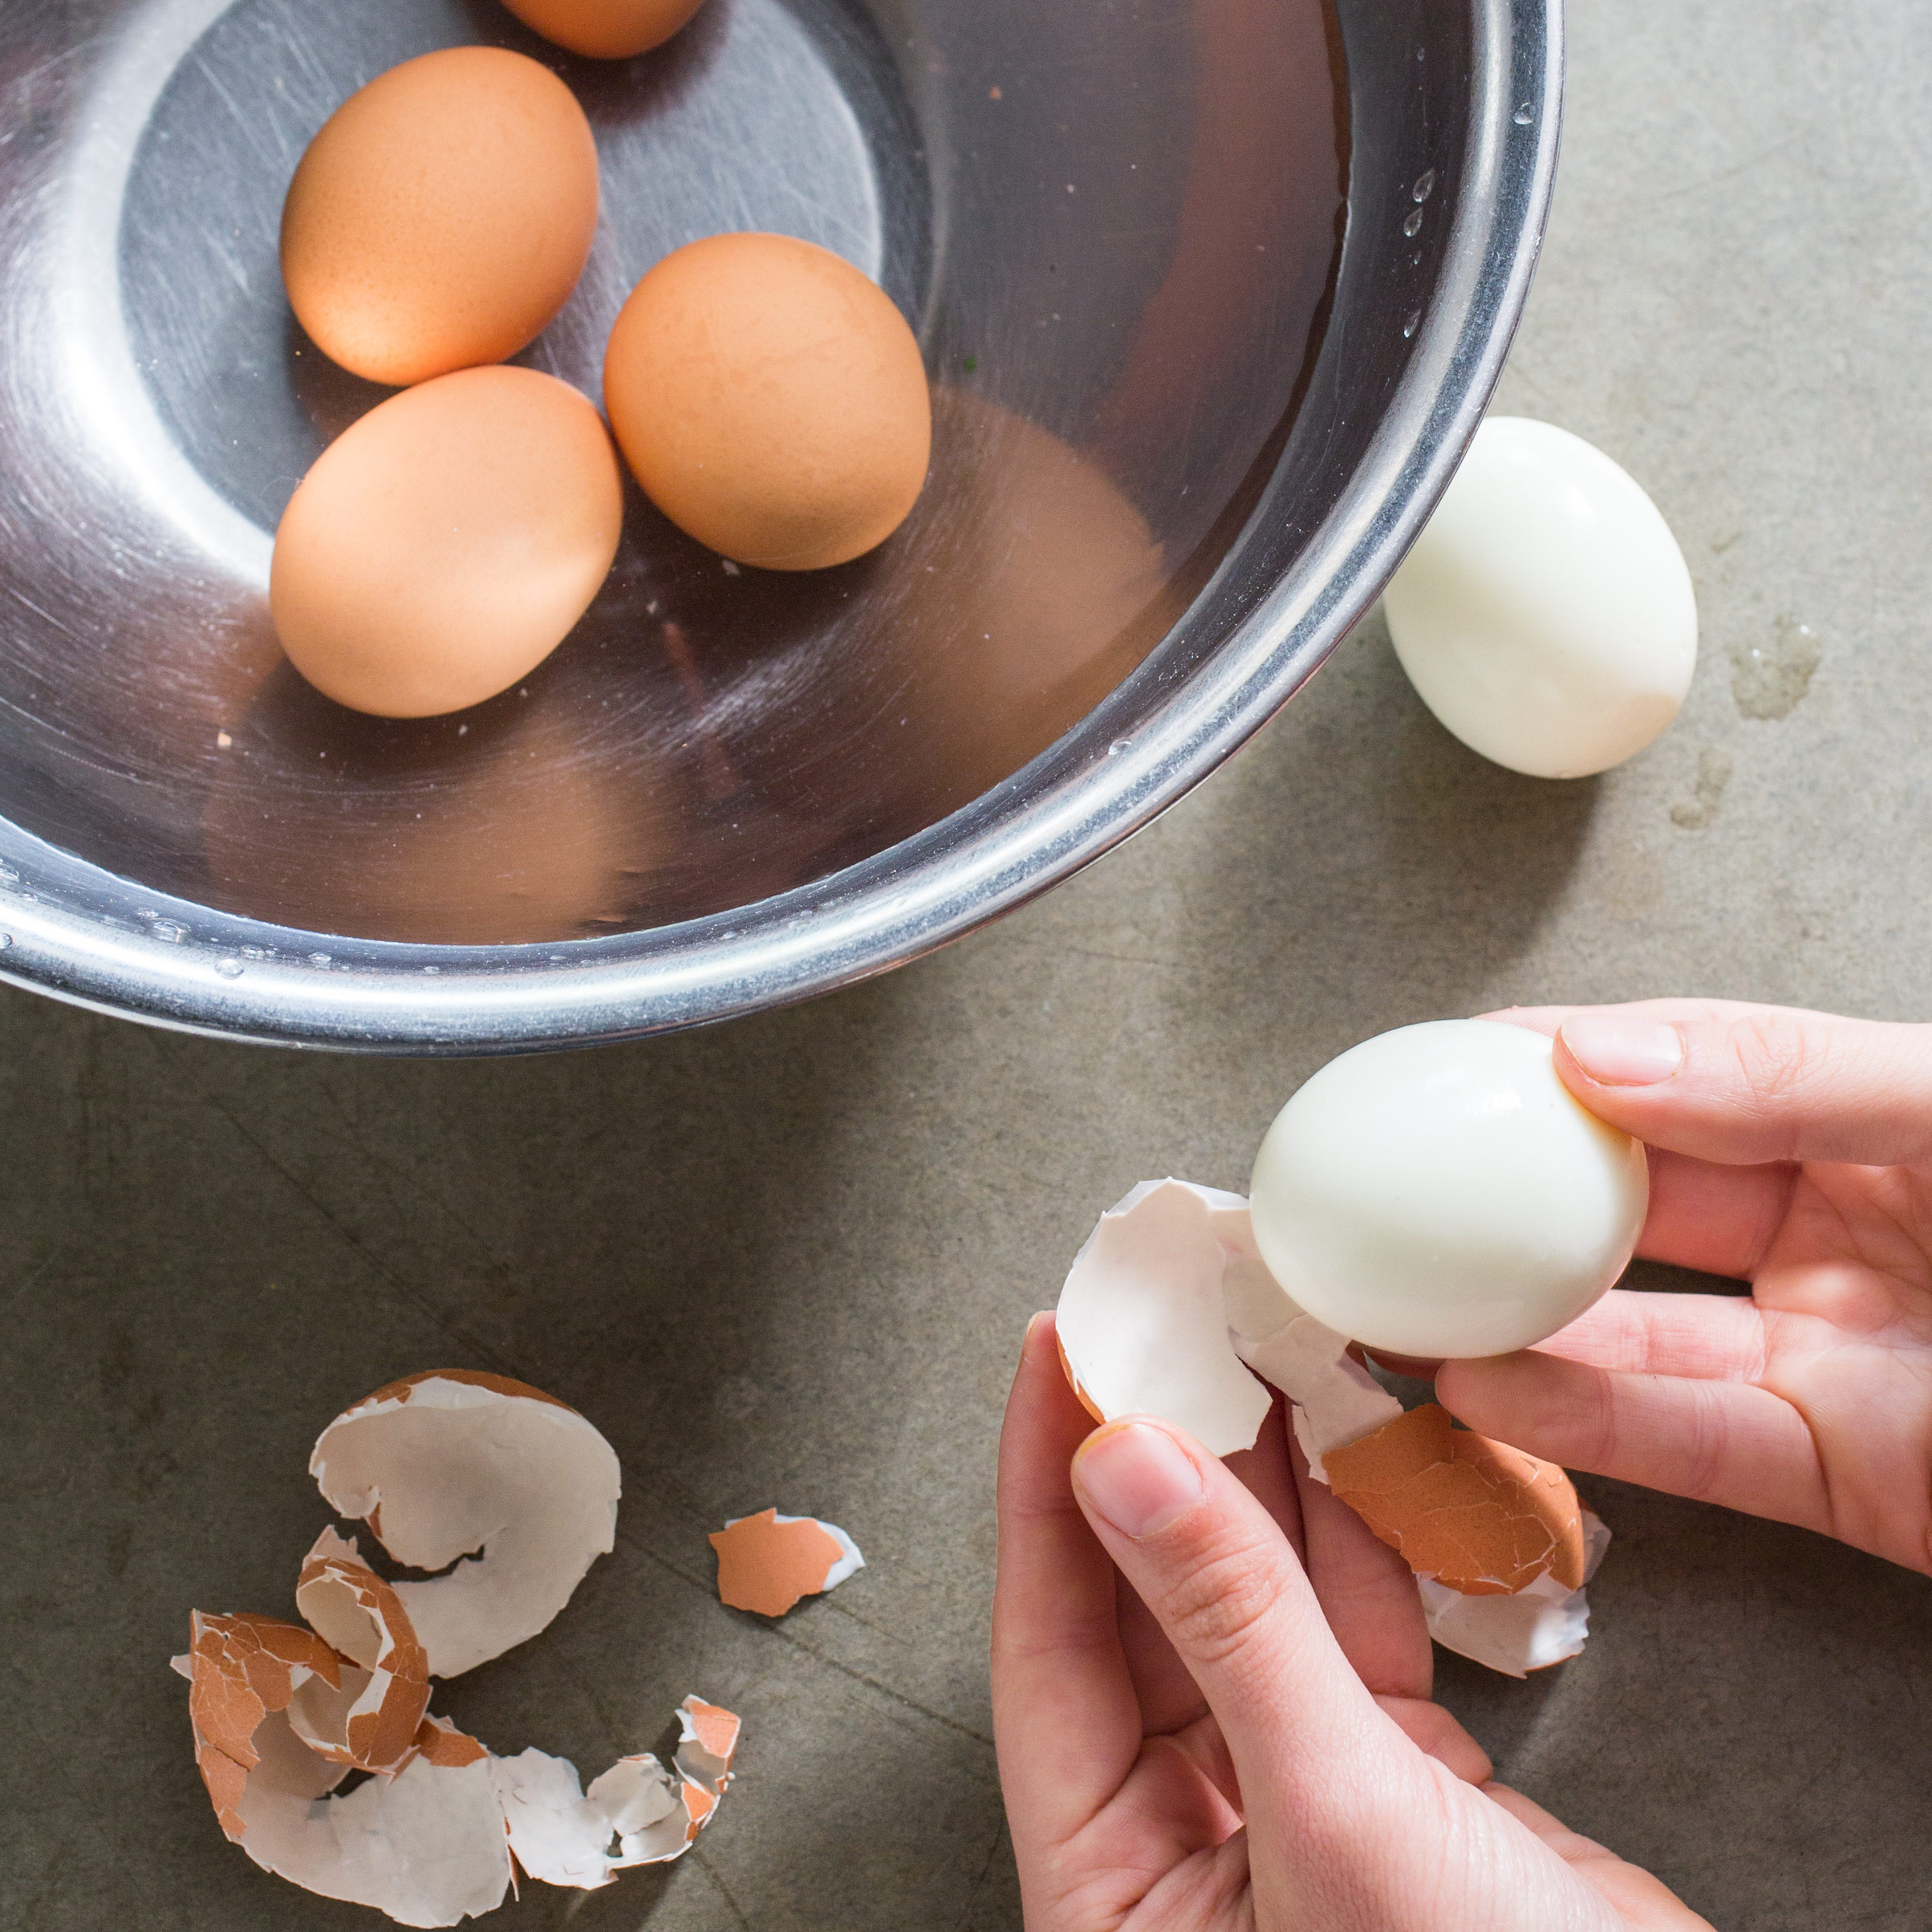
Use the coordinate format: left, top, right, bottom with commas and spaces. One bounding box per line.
1440, 1000, 1932, 1577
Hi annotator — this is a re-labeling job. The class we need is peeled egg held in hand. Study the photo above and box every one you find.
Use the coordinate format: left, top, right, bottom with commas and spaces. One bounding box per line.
603, 233, 932, 570
1248, 1020, 1648, 1360
270, 367, 623, 718
1384, 417, 1698, 779
281, 47, 598, 387
502, 0, 708, 57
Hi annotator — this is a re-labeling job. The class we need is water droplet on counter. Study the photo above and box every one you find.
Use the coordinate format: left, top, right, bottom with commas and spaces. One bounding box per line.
1402, 310, 1422, 339
1411, 169, 1436, 202
1730, 618, 1822, 720
215, 958, 244, 979
1402, 207, 1423, 237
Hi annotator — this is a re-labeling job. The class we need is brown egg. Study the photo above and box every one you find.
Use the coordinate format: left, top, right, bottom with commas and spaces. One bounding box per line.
270, 367, 623, 718
281, 47, 599, 387
603, 233, 931, 570
502, 0, 708, 59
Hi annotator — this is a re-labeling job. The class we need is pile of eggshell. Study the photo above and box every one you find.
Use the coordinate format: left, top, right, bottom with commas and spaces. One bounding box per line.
174, 1370, 741, 1927
272, 0, 931, 720
1057, 1020, 1647, 1676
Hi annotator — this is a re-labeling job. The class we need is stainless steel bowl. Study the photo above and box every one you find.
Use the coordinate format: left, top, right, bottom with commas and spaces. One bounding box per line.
0, 0, 1559, 1050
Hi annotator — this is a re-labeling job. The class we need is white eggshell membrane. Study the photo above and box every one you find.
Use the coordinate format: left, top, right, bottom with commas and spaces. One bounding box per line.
1385, 416, 1698, 778
1420, 1510, 1611, 1677
1249, 1020, 1649, 1360
1057, 1179, 1274, 1457
309, 1371, 620, 1678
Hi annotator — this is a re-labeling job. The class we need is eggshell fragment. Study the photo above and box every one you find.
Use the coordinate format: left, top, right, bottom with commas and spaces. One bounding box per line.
1249, 1020, 1650, 1359
1422, 1512, 1610, 1677
309, 1370, 621, 1678
502, 0, 708, 58
281, 47, 599, 387
603, 232, 932, 569
1384, 416, 1698, 778
270, 366, 624, 718
710, 1508, 864, 1617
1322, 1403, 1587, 1597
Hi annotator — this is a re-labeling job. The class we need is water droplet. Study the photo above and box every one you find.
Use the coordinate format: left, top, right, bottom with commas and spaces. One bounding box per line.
240, 946, 270, 960
0, 866, 18, 890
0, 935, 14, 951
423, 965, 440, 975
151, 919, 188, 944
1513, 103, 1534, 125
1411, 169, 1436, 202
1107, 738, 1131, 757
1402, 310, 1422, 339
215, 958, 244, 979
306, 952, 332, 967
1402, 207, 1423, 237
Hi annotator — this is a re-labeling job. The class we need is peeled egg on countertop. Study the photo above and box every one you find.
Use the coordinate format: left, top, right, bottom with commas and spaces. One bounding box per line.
281, 47, 598, 387
1248, 1019, 1648, 1360
502, 0, 708, 57
603, 232, 932, 570
1383, 417, 1698, 779
270, 367, 623, 718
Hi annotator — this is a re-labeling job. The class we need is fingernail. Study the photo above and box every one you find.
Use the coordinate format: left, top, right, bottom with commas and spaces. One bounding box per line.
1560, 1015, 1683, 1086
1074, 1422, 1204, 1540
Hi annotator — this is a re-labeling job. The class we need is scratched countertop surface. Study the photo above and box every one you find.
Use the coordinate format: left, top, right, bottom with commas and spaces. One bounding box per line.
6, 1, 1930, 1927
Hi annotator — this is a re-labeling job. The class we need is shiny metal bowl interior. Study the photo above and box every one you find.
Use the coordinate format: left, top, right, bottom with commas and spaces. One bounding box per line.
0, 0, 1558, 1049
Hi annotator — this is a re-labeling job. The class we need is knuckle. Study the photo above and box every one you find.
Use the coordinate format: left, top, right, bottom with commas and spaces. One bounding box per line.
1147, 1528, 1290, 1670
1723, 1013, 1824, 1114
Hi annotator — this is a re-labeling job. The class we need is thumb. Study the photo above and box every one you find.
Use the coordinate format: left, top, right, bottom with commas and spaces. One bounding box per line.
1550, 1000, 1932, 1167
1070, 1418, 1419, 1882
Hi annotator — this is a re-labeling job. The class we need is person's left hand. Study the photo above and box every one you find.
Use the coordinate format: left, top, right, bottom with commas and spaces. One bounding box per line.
992, 1313, 1710, 1930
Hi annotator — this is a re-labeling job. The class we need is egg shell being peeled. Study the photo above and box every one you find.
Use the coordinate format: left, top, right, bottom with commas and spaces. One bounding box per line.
603, 232, 932, 570
270, 367, 623, 719
1384, 416, 1698, 779
503, 0, 709, 58
281, 47, 598, 387
1248, 1019, 1649, 1360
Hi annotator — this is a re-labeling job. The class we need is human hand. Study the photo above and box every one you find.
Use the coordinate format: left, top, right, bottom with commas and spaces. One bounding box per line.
1440, 1000, 1932, 1577
992, 1314, 1707, 1930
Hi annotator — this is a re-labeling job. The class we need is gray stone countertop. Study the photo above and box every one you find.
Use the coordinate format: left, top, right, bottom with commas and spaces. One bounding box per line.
5, 2, 1930, 1927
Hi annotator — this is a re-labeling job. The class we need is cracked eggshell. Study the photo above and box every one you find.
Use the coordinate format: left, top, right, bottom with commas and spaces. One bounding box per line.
1422, 1512, 1610, 1677
710, 1509, 863, 1617
1323, 1403, 1587, 1597
310, 1370, 620, 1678
1056, 1179, 1273, 1458
502, 0, 708, 57
287, 1528, 431, 1772
1249, 1020, 1648, 1359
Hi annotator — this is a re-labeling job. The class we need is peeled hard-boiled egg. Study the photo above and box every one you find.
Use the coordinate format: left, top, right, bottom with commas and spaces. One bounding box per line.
603, 232, 931, 570
502, 0, 708, 58
270, 367, 623, 718
1248, 1020, 1648, 1360
1383, 417, 1698, 779
281, 47, 599, 387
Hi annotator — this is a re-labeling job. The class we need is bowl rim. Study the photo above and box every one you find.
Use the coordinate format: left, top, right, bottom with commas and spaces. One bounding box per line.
0, 0, 1562, 1054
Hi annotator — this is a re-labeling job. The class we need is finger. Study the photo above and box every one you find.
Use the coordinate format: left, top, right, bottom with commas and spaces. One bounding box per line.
1484, 1785, 1717, 1929
992, 1315, 1143, 1846
1376, 1696, 1492, 1784
1531, 1289, 1769, 1381
1635, 1148, 1792, 1281
1436, 1349, 1832, 1536
1121, 1397, 1306, 1737
1548, 1002, 1932, 1168
1293, 1430, 1434, 1700
1067, 1415, 1421, 1873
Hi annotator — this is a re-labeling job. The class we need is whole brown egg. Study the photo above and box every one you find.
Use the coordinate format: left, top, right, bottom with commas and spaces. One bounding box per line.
270, 367, 623, 718
281, 47, 599, 387
603, 233, 932, 571
502, 0, 708, 59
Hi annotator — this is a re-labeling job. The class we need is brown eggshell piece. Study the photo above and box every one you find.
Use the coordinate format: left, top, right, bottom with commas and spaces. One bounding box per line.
708, 1509, 845, 1617
503, 0, 708, 58
603, 232, 932, 570
1324, 1402, 1587, 1597
281, 47, 598, 387
270, 366, 623, 718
